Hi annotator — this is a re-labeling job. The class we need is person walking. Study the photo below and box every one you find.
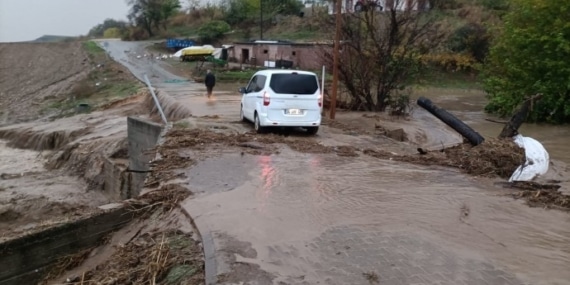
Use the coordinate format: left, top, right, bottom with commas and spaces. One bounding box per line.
204, 69, 216, 99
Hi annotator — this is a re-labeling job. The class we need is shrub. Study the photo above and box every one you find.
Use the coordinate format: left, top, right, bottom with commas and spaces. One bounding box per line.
198, 21, 231, 43
387, 89, 413, 117
418, 53, 478, 72
477, 0, 509, 11
103, 27, 122, 38
447, 22, 489, 62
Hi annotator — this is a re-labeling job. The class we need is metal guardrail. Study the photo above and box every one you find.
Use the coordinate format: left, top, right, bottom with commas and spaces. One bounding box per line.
143, 74, 168, 125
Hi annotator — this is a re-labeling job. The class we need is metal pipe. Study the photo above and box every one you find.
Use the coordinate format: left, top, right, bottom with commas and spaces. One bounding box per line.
143, 74, 168, 125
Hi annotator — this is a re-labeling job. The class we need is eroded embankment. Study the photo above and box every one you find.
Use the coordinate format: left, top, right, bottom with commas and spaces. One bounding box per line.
0, 89, 170, 241
0, 114, 182, 284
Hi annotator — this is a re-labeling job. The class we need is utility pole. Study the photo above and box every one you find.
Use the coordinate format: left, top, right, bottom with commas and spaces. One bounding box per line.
330, 0, 342, 120
260, 0, 263, 40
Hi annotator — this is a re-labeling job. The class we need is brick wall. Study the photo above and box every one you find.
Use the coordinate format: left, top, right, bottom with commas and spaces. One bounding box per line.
230, 44, 331, 70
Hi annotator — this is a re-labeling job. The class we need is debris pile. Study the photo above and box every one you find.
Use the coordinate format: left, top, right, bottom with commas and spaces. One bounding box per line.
76, 230, 203, 285
42, 184, 201, 284
365, 138, 526, 179
514, 188, 570, 210
159, 129, 526, 179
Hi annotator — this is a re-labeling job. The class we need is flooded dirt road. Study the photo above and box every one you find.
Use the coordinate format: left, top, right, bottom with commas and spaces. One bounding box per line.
98, 39, 241, 120
183, 150, 570, 285
99, 40, 570, 285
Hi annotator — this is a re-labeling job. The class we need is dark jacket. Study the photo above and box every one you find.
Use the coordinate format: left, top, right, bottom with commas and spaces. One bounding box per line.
205, 73, 216, 87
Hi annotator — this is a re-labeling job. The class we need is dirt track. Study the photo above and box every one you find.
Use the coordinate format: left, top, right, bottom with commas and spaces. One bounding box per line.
0, 42, 90, 123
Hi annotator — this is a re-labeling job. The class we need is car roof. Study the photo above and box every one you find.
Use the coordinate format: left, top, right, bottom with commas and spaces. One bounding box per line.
254, 69, 317, 77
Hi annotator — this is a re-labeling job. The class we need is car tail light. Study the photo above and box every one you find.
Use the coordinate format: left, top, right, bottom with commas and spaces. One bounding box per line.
318, 94, 323, 107
263, 92, 270, 106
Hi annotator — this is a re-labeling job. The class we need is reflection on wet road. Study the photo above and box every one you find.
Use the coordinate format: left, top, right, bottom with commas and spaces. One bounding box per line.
183, 150, 570, 285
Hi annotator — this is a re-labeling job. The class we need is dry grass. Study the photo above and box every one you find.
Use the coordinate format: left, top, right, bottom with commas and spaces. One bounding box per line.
513, 188, 570, 211
73, 230, 203, 285
131, 183, 193, 214
40, 183, 200, 285
41, 248, 95, 284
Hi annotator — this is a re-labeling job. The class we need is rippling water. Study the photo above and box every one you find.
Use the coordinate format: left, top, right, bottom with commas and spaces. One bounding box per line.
183, 150, 570, 284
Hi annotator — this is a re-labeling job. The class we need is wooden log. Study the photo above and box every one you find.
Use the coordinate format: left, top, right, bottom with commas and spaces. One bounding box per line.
498, 94, 542, 138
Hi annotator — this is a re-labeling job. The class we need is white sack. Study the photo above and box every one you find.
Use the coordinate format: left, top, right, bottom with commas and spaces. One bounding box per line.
508, 134, 549, 182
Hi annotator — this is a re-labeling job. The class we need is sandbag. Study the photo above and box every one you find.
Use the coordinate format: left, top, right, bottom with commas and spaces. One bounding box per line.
509, 134, 549, 182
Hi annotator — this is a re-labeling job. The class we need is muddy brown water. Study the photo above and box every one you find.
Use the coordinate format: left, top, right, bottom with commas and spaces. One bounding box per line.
183, 150, 570, 284
414, 88, 570, 164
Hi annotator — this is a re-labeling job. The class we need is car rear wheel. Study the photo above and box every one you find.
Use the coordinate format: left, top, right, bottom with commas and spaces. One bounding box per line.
254, 113, 266, 134
306, 127, 319, 135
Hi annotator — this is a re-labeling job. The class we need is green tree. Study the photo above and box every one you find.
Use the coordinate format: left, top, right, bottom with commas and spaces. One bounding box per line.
103, 27, 122, 38
198, 20, 231, 43
483, 0, 570, 123
127, 0, 181, 37
447, 22, 490, 62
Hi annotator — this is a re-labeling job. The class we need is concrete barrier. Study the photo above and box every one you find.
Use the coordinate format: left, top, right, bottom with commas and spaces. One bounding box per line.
127, 117, 164, 197
0, 204, 133, 285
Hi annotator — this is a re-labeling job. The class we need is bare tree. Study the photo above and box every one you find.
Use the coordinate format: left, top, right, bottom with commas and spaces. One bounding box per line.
320, 0, 444, 111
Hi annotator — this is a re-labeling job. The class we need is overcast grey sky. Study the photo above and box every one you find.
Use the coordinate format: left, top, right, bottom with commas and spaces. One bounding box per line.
0, 0, 130, 42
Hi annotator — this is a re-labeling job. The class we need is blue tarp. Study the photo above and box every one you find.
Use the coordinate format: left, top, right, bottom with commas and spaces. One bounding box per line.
166, 39, 195, 49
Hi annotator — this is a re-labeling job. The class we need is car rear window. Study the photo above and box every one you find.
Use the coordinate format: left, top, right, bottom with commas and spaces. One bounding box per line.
269, 73, 319, 95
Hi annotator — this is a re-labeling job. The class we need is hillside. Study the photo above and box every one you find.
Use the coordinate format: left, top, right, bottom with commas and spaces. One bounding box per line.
0, 42, 90, 123
0, 41, 141, 124
32, 35, 76, 43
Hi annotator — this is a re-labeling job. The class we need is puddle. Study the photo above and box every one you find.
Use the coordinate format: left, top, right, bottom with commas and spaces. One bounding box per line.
183, 154, 252, 195
183, 150, 570, 285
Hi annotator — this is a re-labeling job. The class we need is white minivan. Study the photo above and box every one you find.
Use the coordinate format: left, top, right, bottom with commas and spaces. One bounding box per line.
239, 69, 322, 135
